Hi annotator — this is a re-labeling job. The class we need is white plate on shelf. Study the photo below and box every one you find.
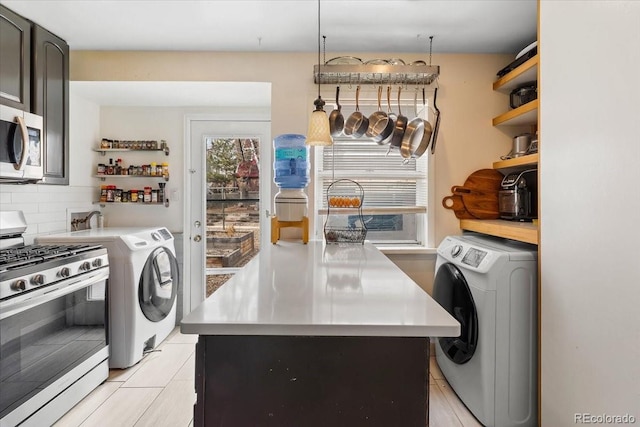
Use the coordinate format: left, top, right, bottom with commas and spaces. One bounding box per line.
516, 41, 537, 59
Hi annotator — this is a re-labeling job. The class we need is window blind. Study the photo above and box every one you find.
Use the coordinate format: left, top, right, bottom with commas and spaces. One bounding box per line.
317, 137, 428, 209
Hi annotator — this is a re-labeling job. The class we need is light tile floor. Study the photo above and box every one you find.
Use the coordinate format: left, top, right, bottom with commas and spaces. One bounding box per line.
54, 329, 482, 427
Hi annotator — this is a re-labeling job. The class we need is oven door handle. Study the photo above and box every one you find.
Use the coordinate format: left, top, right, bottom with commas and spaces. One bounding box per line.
14, 115, 29, 171
0, 269, 109, 321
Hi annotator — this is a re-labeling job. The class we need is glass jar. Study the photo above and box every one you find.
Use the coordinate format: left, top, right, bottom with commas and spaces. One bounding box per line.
106, 185, 115, 202
130, 189, 138, 203
144, 186, 152, 203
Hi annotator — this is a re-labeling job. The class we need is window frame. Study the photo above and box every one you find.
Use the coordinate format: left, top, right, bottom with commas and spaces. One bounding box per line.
312, 103, 435, 250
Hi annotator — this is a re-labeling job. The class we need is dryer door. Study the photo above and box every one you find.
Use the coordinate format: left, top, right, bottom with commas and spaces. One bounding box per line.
433, 262, 478, 364
139, 247, 179, 322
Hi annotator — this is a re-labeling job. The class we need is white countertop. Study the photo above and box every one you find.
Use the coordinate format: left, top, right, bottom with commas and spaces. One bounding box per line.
181, 241, 460, 337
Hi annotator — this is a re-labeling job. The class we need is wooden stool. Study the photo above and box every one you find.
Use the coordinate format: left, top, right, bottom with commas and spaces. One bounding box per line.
271, 216, 309, 244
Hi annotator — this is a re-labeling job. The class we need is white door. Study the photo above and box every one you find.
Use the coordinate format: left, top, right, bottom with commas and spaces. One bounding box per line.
185, 116, 271, 315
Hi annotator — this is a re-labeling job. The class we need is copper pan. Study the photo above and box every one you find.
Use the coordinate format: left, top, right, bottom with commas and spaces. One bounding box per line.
329, 86, 344, 137
343, 86, 368, 138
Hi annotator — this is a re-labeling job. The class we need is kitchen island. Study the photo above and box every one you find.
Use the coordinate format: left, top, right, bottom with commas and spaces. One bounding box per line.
181, 241, 460, 427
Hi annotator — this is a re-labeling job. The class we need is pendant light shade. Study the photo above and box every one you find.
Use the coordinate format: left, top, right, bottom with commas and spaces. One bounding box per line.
306, 98, 332, 146
305, 0, 333, 146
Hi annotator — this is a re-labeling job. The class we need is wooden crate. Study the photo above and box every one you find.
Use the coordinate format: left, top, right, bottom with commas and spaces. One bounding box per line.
206, 248, 241, 268
208, 231, 254, 257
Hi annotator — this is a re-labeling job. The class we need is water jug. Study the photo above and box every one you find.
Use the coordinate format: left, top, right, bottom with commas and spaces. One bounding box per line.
273, 134, 309, 189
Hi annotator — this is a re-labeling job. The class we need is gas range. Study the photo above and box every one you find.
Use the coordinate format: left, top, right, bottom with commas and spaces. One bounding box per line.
0, 211, 109, 303
0, 243, 109, 301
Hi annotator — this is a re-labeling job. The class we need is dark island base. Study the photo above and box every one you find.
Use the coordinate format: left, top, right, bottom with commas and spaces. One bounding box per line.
194, 335, 430, 427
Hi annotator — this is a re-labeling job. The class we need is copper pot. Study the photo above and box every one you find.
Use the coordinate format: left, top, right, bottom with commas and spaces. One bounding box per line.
344, 86, 369, 138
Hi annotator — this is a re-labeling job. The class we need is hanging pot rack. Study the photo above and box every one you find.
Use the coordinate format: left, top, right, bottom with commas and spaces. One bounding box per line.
314, 63, 440, 86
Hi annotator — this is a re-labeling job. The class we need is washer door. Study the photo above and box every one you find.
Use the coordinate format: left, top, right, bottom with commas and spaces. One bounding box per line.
139, 247, 179, 322
433, 262, 478, 364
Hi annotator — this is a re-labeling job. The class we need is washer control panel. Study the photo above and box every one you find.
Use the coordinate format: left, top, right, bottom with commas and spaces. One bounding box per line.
119, 228, 174, 251
437, 236, 498, 273
461, 247, 488, 267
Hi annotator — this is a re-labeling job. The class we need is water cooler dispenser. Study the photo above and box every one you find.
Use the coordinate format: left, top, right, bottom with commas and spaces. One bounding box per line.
271, 134, 310, 243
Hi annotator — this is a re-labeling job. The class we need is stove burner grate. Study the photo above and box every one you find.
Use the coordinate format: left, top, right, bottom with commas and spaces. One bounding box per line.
0, 244, 104, 273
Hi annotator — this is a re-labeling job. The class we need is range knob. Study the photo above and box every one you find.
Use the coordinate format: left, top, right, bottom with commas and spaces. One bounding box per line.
80, 261, 92, 271
30, 274, 45, 286
92, 258, 103, 268
59, 267, 71, 278
451, 245, 463, 258
11, 279, 27, 291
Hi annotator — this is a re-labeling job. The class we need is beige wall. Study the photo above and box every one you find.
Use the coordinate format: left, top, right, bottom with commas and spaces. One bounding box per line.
71, 50, 513, 247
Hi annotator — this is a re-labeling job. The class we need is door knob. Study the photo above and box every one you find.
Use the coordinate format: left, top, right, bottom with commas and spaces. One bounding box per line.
193, 235, 202, 242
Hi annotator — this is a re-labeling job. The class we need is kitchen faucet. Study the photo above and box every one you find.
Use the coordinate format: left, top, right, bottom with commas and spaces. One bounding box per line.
71, 211, 102, 231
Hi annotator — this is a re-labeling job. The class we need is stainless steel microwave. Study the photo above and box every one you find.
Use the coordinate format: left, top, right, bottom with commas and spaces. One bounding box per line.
0, 105, 43, 182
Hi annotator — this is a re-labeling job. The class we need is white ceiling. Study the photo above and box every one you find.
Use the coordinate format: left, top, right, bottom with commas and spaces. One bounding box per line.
1, 0, 536, 54
2, 0, 537, 107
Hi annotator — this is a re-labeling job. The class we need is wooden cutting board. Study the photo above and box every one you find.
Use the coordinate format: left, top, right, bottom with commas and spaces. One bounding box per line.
442, 194, 475, 219
451, 169, 503, 219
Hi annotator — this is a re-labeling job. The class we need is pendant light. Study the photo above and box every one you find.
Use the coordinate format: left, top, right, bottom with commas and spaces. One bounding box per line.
305, 0, 332, 146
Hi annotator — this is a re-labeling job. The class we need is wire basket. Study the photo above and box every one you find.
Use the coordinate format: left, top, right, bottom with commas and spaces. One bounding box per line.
324, 227, 367, 244
324, 179, 367, 245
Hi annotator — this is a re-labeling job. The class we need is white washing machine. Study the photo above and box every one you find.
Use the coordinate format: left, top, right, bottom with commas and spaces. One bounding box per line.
36, 227, 179, 369
433, 233, 537, 427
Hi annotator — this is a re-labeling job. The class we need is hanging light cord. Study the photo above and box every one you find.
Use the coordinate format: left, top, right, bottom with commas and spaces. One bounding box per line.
317, 0, 321, 99
429, 36, 434, 66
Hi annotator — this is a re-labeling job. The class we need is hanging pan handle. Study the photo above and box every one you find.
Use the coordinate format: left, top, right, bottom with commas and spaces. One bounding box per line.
430, 87, 441, 155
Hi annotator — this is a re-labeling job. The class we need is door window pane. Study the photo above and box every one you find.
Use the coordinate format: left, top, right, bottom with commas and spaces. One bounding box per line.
205, 138, 261, 296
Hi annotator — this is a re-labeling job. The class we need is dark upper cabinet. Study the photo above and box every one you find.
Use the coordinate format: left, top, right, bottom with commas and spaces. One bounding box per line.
0, 4, 31, 111
32, 24, 69, 185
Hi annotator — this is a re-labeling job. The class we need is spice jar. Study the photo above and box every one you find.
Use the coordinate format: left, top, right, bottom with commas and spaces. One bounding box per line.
150, 162, 157, 176
152, 189, 158, 203
158, 182, 165, 203
97, 163, 105, 175
162, 162, 169, 178
106, 185, 116, 202
100, 185, 108, 202
143, 186, 152, 203
130, 189, 138, 203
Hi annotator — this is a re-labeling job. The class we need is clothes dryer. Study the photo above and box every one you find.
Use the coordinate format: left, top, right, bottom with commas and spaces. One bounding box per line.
36, 227, 179, 368
433, 233, 537, 427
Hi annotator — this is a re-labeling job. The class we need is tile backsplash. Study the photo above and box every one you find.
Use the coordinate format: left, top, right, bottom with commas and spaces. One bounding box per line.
0, 183, 95, 243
